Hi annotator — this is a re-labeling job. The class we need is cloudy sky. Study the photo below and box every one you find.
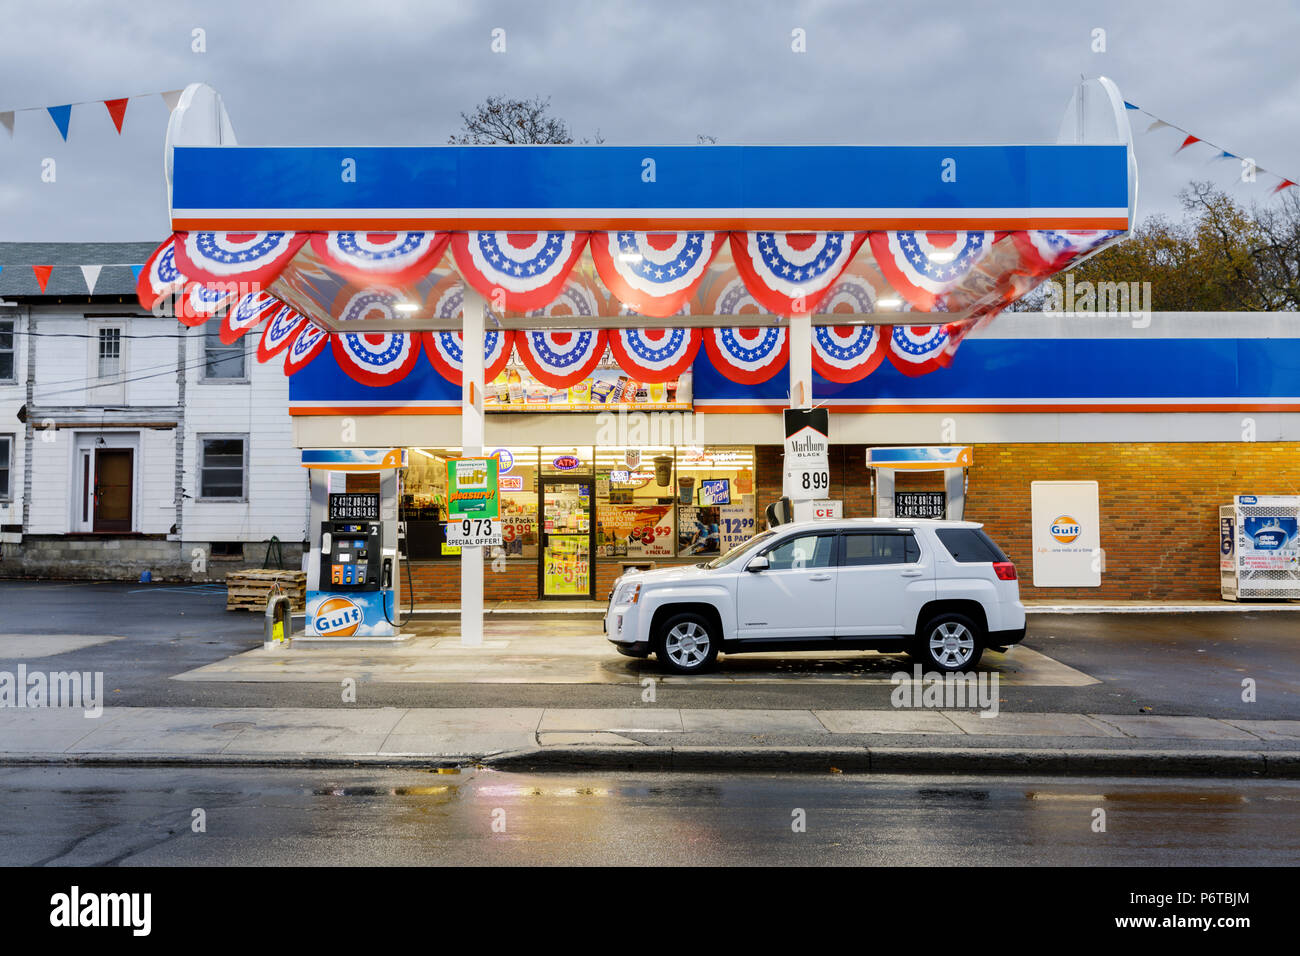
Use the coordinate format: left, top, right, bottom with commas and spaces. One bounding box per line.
1, 0, 1297, 241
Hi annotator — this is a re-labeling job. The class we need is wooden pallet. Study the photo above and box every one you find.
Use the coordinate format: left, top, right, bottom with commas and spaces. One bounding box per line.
226, 569, 307, 612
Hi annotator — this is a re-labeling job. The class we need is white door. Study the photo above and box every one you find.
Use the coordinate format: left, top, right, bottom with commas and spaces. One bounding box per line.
835, 531, 934, 636
735, 531, 838, 639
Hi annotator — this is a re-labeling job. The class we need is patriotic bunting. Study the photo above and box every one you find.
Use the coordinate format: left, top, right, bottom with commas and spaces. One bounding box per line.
422, 329, 517, 386
0, 88, 181, 140
1011, 230, 1122, 275
517, 329, 608, 388
136, 239, 187, 310
282, 321, 331, 376
176, 282, 241, 326
589, 231, 724, 317
869, 231, 995, 310
887, 325, 952, 377
812, 325, 889, 383
607, 328, 703, 383
309, 232, 449, 285
257, 305, 308, 363
451, 231, 588, 312
729, 232, 866, 315
703, 327, 789, 384
220, 291, 279, 344
173, 232, 307, 285
328, 287, 423, 386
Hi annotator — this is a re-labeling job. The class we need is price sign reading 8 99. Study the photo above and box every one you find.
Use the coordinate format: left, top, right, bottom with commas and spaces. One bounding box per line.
445, 517, 502, 548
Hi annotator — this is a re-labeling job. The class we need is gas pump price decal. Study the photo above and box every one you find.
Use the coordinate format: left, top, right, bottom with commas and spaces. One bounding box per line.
445, 517, 502, 548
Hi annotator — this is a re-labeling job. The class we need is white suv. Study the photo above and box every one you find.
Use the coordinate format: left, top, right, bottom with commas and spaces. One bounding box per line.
604, 518, 1026, 674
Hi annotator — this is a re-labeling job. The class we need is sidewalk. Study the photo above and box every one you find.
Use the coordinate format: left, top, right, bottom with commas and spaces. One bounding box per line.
3, 706, 1298, 776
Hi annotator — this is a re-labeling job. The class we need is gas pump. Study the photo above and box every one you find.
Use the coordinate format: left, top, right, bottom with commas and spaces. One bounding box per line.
301, 448, 409, 641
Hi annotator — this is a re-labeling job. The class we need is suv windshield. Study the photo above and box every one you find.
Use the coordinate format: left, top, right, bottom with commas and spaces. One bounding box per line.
703, 530, 777, 569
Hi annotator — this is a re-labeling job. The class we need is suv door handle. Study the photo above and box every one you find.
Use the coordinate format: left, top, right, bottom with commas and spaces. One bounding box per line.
810, 574, 832, 582
900, 569, 924, 577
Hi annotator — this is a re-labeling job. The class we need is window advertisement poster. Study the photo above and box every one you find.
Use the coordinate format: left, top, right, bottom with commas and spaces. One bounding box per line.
445, 457, 501, 546
719, 497, 758, 552
596, 503, 675, 557
1030, 480, 1101, 587
1238, 516, 1300, 570
679, 505, 721, 555
699, 478, 731, 506
782, 407, 830, 500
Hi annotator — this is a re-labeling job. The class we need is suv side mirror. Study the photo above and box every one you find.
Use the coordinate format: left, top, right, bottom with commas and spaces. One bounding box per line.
746, 555, 769, 572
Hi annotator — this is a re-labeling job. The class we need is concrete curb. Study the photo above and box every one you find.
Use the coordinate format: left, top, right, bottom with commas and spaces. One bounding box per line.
6, 747, 1296, 777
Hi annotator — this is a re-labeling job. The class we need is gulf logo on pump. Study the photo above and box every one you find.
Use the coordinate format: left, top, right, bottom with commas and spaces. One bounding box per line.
313, 597, 363, 637
1051, 516, 1081, 544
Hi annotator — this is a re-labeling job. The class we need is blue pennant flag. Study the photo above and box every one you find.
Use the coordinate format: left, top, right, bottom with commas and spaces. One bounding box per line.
46, 104, 71, 141
1123, 101, 1140, 110
130, 264, 144, 282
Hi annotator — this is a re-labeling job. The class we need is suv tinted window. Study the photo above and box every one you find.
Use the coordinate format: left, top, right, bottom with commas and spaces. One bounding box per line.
842, 532, 920, 566
935, 528, 1007, 563
765, 533, 836, 570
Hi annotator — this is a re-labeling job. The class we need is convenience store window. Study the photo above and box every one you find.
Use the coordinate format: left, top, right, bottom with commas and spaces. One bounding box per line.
674, 445, 757, 556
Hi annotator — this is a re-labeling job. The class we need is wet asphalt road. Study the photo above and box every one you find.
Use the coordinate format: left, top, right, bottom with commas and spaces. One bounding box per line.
0, 580, 1296, 718
0, 766, 1295, 866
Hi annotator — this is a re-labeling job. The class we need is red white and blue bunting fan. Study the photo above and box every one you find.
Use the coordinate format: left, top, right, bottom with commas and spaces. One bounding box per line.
256, 305, 308, 363
589, 232, 724, 317
282, 321, 330, 376
1011, 230, 1122, 275
517, 329, 608, 388
887, 325, 952, 377
607, 328, 702, 383
175, 282, 241, 327
172, 232, 307, 286
869, 231, 995, 311
219, 290, 279, 344
136, 238, 187, 311
451, 231, 588, 312
703, 327, 789, 384
812, 325, 889, 383
309, 232, 449, 286
327, 286, 423, 386
729, 232, 866, 315
422, 329, 517, 386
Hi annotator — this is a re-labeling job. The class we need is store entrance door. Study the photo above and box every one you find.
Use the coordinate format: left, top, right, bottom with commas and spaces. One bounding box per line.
540, 479, 595, 598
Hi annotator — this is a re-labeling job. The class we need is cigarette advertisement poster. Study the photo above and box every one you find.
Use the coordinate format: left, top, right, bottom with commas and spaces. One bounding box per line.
597, 503, 675, 557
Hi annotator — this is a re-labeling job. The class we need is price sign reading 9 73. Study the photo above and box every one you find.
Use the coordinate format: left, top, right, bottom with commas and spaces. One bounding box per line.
445, 517, 502, 548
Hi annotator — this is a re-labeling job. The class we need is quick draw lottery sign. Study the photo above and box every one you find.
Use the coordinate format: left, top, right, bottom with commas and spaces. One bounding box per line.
446, 457, 501, 547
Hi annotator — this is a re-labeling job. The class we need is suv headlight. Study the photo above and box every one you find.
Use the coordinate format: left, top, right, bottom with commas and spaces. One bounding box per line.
616, 582, 641, 605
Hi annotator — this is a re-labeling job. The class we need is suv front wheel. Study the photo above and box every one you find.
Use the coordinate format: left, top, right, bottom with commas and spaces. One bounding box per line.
655, 612, 719, 675
913, 612, 984, 673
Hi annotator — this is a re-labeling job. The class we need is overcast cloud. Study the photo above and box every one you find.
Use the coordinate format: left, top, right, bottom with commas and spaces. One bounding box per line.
1, 0, 1297, 242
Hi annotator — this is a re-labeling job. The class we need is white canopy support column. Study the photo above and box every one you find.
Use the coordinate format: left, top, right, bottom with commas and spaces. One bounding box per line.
789, 313, 813, 409
460, 286, 486, 646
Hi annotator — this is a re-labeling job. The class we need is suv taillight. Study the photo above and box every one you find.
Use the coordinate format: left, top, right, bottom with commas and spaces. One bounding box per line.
993, 562, 1017, 581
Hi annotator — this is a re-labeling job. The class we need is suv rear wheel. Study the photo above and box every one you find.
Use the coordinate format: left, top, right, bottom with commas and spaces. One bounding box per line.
655, 612, 719, 674
913, 612, 983, 673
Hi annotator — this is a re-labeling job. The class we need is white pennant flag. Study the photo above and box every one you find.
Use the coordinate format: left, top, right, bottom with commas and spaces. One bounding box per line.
0, 111, 13, 137
161, 89, 184, 112
1145, 118, 1172, 134
80, 264, 103, 294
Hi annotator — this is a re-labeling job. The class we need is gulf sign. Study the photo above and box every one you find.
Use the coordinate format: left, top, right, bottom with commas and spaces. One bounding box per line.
1050, 515, 1081, 544
313, 597, 363, 636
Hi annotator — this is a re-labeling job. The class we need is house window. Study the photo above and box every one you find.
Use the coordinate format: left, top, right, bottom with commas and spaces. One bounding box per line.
0, 319, 14, 381
199, 436, 248, 500
0, 435, 11, 500
97, 327, 122, 379
203, 326, 246, 379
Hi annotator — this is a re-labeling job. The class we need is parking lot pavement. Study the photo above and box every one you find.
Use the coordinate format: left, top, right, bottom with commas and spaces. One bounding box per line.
0, 581, 1296, 719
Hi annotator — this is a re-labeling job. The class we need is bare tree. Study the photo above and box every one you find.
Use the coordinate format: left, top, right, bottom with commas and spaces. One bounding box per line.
449, 95, 602, 145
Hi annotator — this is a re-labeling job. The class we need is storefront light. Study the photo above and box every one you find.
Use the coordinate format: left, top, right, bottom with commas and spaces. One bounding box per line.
877, 297, 902, 309
395, 302, 419, 313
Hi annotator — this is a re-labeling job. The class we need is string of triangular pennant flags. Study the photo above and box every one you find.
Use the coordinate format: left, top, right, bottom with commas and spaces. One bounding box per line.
0, 264, 145, 293
0, 89, 185, 141
1124, 101, 1297, 196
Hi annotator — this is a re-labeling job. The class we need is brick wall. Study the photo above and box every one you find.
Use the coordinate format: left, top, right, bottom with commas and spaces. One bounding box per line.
402, 441, 1299, 603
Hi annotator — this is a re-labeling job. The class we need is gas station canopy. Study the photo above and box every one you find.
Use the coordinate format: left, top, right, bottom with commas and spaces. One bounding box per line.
137, 78, 1137, 388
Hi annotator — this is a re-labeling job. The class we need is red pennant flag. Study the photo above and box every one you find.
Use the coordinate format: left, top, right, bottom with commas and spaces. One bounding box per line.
1176, 134, 1201, 153
1273, 179, 1297, 195
32, 265, 53, 292
103, 98, 129, 134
